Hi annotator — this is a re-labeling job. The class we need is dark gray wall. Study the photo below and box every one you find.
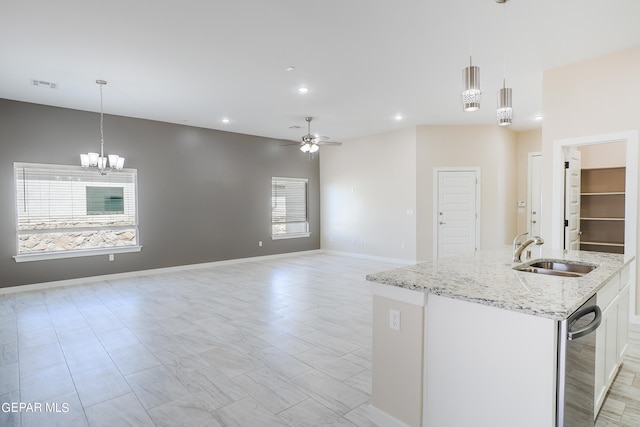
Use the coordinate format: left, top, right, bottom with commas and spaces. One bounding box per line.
0, 99, 320, 288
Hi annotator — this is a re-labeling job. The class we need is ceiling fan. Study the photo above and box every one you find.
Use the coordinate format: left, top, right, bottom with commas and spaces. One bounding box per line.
284, 117, 342, 153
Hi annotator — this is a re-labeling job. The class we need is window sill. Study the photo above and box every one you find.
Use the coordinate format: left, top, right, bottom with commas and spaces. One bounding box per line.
272, 233, 311, 240
14, 246, 143, 263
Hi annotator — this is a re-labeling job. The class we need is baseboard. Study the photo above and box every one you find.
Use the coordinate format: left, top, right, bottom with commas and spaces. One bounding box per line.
0, 249, 322, 295
321, 249, 417, 266
367, 404, 411, 427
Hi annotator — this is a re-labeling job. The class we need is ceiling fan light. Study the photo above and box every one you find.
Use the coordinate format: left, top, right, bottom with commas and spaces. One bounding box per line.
300, 143, 311, 153
309, 143, 320, 153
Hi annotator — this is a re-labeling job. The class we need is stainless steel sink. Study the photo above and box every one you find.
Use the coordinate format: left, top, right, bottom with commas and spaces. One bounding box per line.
514, 260, 597, 277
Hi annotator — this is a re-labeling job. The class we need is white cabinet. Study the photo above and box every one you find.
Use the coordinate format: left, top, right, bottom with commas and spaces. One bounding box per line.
595, 265, 630, 415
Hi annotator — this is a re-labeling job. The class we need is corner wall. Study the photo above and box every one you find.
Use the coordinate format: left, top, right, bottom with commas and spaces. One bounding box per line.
541, 45, 640, 312
320, 127, 417, 261
416, 125, 518, 262
0, 99, 320, 288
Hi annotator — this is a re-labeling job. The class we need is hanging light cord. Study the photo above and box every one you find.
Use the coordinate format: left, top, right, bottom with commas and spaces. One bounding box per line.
99, 81, 105, 160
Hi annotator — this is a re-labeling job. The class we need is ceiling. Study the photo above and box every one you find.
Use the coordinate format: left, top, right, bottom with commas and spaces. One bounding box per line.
2, 0, 640, 143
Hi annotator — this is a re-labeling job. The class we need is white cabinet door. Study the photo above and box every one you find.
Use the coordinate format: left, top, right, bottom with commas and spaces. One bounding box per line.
617, 285, 630, 360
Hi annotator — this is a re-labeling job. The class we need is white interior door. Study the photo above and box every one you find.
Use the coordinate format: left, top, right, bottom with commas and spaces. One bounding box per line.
528, 153, 542, 236
436, 170, 478, 260
564, 147, 582, 250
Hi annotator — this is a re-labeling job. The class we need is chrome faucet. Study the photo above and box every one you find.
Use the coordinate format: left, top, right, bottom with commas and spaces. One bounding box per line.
513, 233, 544, 262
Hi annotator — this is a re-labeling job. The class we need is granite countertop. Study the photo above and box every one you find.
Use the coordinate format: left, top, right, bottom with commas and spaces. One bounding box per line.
366, 247, 633, 320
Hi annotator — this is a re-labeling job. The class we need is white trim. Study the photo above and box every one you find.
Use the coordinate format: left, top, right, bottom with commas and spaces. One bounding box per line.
370, 282, 426, 306
552, 130, 638, 320
321, 249, 417, 265
367, 404, 411, 427
527, 152, 543, 235
0, 249, 322, 295
14, 245, 143, 263
432, 167, 481, 261
271, 232, 310, 240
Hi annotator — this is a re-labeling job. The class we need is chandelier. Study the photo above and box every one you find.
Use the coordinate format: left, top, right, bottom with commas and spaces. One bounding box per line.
80, 80, 125, 175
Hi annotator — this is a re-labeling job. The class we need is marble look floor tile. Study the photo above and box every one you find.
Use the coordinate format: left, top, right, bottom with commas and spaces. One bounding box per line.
0, 341, 18, 366
17, 326, 58, 349
258, 331, 314, 356
215, 396, 288, 427
60, 342, 113, 375
295, 346, 365, 381
0, 363, 19, 394
233, 367, 309, 414
175, 363, 248, 412
20, 391, 88, 427
200, 346, 264, 378
250, 346, 312, 380
288, 369, 369, 416
0, 390, 21, 427
20, 363, 76, 402
72, 363, 132, 407
278, 397, 356, 426
84, 392, 155, 427
147, 396, 224, 427
108, 343, 162, 376
19, 341, 66, 374
95, 327, 141, 352
125, 365, 192, 409
344, 404, 382, 427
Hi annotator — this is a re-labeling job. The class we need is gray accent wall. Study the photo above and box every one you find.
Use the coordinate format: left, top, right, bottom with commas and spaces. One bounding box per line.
0, 99, 320, 288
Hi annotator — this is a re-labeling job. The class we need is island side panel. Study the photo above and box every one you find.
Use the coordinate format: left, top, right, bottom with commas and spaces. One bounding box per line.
371, 290, 425, 427
425, 294, 557, 427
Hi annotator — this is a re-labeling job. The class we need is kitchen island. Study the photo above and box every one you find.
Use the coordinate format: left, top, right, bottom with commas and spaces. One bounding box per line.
366, 247, 634, 427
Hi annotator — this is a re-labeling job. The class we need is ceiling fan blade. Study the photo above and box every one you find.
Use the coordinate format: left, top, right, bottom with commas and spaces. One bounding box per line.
279, 141, 302, 146
318, 141, 342, 146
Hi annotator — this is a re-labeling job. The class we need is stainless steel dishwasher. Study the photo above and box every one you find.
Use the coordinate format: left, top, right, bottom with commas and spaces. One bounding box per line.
556, 294, 602, 427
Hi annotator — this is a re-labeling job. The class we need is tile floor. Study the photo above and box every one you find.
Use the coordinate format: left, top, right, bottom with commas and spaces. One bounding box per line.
1, 252, 639, 426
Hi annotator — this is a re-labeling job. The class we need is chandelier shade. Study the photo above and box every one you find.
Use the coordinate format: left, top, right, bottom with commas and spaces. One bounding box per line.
80, 80, 125, 175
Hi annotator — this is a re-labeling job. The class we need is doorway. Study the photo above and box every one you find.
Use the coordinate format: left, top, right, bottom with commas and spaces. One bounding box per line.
433, 168, 480, 260
552, 130, 638, 321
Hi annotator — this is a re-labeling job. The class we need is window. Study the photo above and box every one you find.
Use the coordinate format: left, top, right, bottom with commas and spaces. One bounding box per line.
271, 177, 310, 239
14, 162, 141, 262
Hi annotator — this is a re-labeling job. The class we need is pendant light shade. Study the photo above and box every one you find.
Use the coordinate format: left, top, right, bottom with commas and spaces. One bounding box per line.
497, 82, 513, 126
462, 58, 480, 112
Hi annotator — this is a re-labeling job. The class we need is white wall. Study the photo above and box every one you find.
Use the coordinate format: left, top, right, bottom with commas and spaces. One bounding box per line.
416, 125, 518, 261
541, 45, 640, 312
320, 127, 417, 260
516, 130, 542, 234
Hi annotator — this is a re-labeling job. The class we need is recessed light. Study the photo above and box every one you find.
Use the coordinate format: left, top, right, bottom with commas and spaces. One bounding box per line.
532, 114, 543, 121
222, 118, 230, 124
297, 87, 309, 94
393, 114, 404, 121
285, 66, 295, 72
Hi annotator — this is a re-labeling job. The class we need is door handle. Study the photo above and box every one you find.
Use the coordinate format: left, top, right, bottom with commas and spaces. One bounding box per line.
567, 305, 601, 340
439, 222, 446, 225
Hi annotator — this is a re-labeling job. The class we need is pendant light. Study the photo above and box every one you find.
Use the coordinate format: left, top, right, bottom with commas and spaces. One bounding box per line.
80, 80, 125, 175
496, 0, 513, 126
462, 57, 481, 112
497, 80, 513, 126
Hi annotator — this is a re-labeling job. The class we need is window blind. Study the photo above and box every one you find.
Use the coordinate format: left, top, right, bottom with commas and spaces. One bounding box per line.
271, 177, 309, 237
14, 162, 139, 257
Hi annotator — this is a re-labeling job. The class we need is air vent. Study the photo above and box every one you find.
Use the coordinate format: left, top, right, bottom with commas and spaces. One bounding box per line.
31, 79, 58, 89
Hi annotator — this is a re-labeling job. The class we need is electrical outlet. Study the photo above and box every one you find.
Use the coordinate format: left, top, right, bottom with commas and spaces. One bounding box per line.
258, 241, 263, 247
389, 309, 401, 331
108, 254, 115, 261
